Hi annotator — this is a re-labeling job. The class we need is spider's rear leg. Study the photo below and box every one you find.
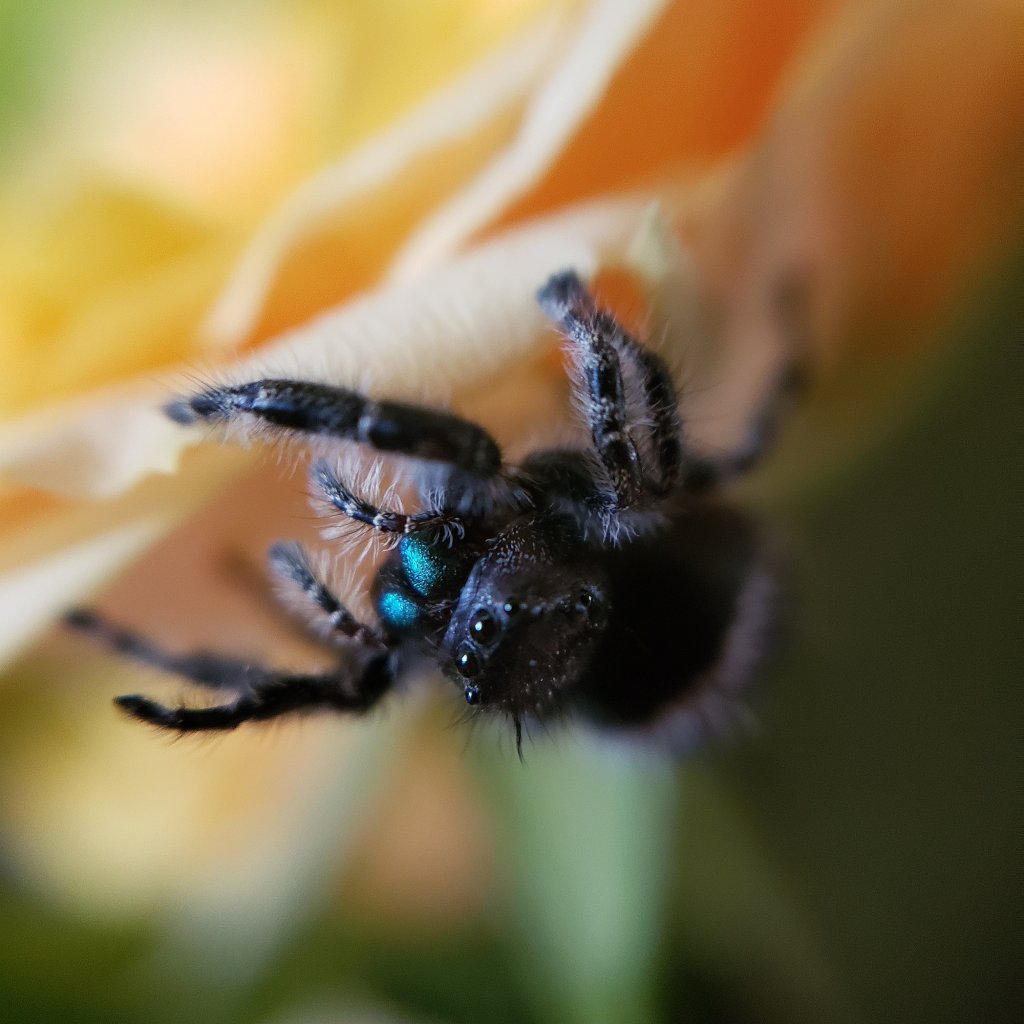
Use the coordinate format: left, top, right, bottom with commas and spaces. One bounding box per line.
66, 608, 396, 732
116, 655, 394, 732
681, 357, 807, 491
268, 540, 393, 646
66, 608, 267, 691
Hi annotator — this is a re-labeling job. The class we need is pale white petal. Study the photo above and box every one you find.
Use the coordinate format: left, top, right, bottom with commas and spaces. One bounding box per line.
214, 195, 657, 400
0, 388, 194, 498
387, 0, 670, 282
0, 516, 170, 665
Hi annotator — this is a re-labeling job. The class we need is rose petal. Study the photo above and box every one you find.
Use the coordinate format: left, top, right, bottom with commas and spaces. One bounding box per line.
202, 10, 570, 347
204, 0, 671, 347
217, 194, 660, 400
686, 0, 1024, 363
0, 444, 254, 665
0, 517, 171, 666
0, 386, 193, 498
387, 0, 669, 281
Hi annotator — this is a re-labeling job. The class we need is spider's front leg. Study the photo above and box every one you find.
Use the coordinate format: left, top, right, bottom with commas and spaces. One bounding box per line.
167, 377, 523, 517
167, 379, 501, 476
537, 270, 806, 512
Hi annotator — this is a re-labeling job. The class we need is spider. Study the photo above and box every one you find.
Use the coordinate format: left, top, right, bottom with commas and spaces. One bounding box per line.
69, 270, 802, 756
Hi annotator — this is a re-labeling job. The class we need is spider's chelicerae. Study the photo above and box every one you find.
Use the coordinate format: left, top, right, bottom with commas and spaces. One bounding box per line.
70, 270, 802, 756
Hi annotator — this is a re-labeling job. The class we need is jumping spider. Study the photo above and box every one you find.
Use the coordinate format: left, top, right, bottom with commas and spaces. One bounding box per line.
70, 271, 801, 755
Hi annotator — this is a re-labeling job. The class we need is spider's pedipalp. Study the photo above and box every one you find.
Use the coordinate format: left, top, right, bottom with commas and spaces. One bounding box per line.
311, 460, 464, 541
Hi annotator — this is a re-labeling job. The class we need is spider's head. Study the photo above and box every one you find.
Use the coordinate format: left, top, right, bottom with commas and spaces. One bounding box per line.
441, 518, 608, 720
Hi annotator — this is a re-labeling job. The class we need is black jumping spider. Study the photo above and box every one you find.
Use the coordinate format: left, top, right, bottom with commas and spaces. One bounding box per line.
70, 271, 801, 755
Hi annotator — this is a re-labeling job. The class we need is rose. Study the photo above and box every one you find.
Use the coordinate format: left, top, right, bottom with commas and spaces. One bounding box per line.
0, 0, 1019, 1005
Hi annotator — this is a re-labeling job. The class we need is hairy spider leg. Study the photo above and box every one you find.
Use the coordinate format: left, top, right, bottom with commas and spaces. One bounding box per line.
622, 343, 685, 495
66, 608, 270, 691
311, 461, 465, 542
543, 272, 687, 497
681, 357, 807, 491
65, 608, 395, 732
268, 541, 391, 646
538, 273, 645, 508
537, 271, 687, 513
116, 655, 394, 732
538, 271, 806, 497
167, 379, 502, 475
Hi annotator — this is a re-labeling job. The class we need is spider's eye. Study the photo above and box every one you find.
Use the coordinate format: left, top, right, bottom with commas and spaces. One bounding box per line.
463, 684, 480, 705
567, 588, 603, 625
470, 609, 499, 645
502, 599, 522, 616
455, 641, 483, 678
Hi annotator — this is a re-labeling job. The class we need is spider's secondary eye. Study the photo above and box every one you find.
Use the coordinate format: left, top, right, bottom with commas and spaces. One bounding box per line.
470, 609, 499, 644
502, 600, 521, 616
463, 684, 480, 705
577, 590, 594, 609
455, 642, 483, 678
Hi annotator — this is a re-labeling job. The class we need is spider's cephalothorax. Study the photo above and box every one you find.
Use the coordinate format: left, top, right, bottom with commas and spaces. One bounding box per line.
70, 271, 802, 755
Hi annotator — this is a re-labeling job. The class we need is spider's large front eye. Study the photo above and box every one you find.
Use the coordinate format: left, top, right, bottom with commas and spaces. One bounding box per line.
455, 641, 483, 678
470, 609, 499, 645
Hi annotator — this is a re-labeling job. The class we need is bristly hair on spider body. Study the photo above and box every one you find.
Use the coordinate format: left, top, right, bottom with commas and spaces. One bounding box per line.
68, 270, 804, 759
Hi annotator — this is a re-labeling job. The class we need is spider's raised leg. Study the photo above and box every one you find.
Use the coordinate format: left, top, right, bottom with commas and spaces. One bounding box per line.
538, 273, 643, 508
537, 271, 684, 512
537, 270, 805, 504
167, 379, 501, 476
116, 656, 394, 732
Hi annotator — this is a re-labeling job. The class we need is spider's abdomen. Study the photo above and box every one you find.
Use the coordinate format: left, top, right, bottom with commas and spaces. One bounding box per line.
580, 503, 776, 734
